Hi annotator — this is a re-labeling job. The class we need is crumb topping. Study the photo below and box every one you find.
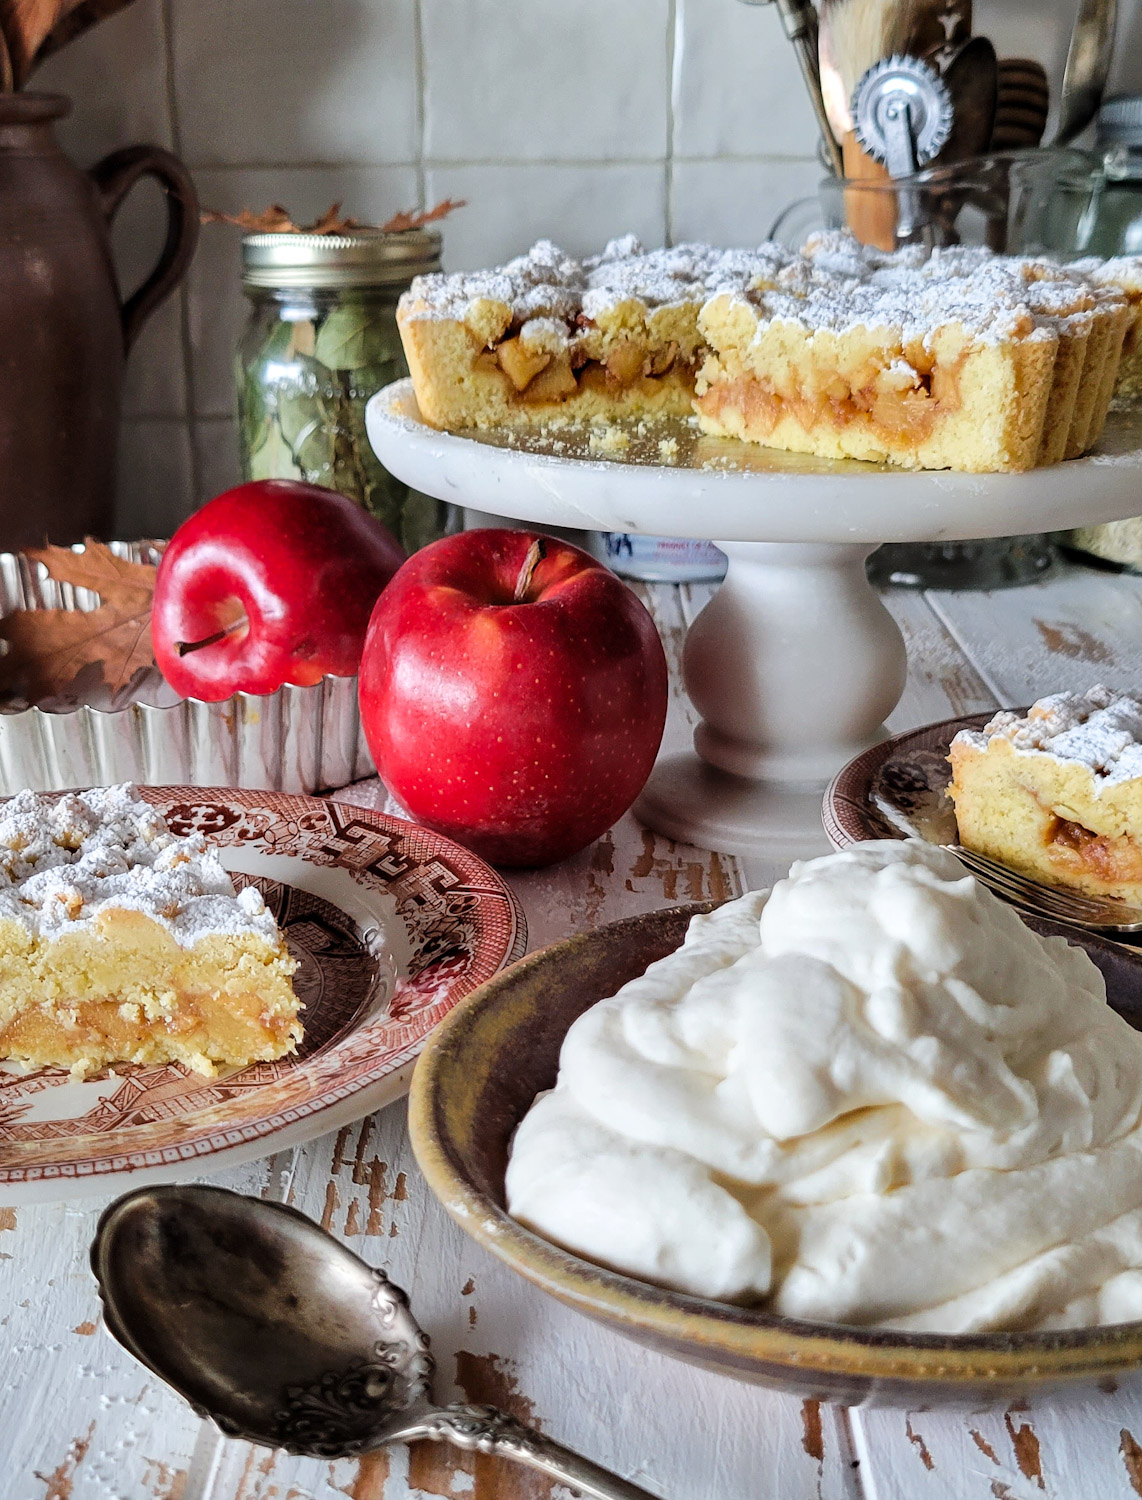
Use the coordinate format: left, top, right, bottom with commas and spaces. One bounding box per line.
956, 686, 1142, 786
0, 784, 280, 946
402, 230, 1130, 351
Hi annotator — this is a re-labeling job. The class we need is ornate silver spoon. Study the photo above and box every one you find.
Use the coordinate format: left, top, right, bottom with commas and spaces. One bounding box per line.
90, 1183, 660, 1500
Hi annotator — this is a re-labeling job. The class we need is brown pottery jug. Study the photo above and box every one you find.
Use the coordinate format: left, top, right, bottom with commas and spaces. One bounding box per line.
0, 92, 198, 550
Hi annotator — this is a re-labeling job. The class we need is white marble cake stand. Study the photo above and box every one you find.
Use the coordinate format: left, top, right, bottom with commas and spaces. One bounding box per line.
367, 379, 1142, 857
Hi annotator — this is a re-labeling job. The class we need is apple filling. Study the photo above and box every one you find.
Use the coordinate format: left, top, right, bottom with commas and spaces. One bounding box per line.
694, 356, 967, 449
478, 332, 692, 406
1045, 813, 1142, 887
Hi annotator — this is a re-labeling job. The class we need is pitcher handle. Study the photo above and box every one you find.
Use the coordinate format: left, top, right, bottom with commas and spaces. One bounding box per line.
90, 145, 199, 353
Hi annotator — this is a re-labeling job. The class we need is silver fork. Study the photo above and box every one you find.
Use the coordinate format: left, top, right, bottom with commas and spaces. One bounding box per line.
943, 845, 1142, 935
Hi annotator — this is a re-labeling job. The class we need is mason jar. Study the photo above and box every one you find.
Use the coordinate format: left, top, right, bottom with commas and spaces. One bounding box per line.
236, 227, 449, 553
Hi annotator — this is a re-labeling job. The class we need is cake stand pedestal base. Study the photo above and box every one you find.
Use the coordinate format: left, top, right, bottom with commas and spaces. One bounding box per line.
633, 539, 906, 857
634, 753, 834, 861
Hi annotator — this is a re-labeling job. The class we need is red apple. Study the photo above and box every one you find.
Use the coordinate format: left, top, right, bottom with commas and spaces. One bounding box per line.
153, 480, 404, 701
358, 529, 668, 867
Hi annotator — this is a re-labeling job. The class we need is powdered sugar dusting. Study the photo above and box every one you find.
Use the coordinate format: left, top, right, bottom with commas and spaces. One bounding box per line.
404, 230, 1132, 355
0, 784, 282, 947
955, 686, 1142, 787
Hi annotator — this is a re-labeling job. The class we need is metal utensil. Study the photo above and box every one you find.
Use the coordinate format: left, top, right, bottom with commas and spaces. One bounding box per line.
938, 35, 999, 162
1055, 0, 1118, 146
738, 0, 845, 174
945, 844, 1142, 933
90, 1184, 661, 1500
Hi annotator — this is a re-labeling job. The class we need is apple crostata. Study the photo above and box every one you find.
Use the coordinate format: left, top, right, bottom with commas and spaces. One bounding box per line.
948, 687, 1142, 905
398, 232, 1140, 474
0, 785, 301, 1078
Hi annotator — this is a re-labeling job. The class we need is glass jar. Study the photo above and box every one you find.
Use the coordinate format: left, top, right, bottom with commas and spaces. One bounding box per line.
236, 227, 450, 553
1056, 96, 1142, 259
1057, 97, 1142, 574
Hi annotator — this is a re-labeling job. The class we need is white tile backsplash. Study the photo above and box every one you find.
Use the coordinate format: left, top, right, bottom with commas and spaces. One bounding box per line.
116, 420, 197, 539
26, 0, 1137, 532
672, 158, 819, 246
170, 0, 420, 166
673, 0, 819, 159
193, 417, 243, 501
427, 164, 668, 269
422, 0, 670, 162
34, 0, 172, 163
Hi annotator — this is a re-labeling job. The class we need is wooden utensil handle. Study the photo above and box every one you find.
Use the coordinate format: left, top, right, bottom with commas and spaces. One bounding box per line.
842, 133, 898, 251
89, 144, 199, 353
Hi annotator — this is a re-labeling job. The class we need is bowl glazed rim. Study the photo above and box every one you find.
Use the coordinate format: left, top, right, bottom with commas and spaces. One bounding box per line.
409, 903, 1142, 1391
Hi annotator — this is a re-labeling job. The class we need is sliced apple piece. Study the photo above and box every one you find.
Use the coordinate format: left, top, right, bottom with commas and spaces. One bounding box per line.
497, 336, 552, 392
521, 354, 579, 403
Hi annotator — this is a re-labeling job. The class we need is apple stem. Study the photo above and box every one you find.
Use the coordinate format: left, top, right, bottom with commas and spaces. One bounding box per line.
513, 537, 547, 602
175, 618, 247, 657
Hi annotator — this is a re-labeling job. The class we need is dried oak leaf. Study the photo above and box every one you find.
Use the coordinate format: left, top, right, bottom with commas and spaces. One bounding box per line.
379, 198, 466, 233
0, 540, 157, 703
200, 204, 299, 233
201, 197, 465, 236
309, 201, 362, 235
31, 0, 137, 77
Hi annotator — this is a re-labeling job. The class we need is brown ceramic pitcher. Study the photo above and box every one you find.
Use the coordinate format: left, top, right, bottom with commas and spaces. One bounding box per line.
0, 92, 198, 550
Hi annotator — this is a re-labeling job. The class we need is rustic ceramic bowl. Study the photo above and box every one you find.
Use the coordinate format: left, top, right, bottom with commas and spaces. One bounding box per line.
409, 902, 1142, 1407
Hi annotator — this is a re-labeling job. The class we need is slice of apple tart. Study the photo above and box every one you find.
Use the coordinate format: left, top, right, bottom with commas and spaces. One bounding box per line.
0, 784, 301, 1078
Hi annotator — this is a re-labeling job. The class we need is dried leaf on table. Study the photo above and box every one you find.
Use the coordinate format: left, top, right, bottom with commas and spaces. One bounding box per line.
30, 0, 136, 74
0, 540, 157, 702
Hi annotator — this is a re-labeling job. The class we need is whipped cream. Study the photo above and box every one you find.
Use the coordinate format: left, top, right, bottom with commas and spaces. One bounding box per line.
507, 841, 1142, 1332
0, 784, 279, 948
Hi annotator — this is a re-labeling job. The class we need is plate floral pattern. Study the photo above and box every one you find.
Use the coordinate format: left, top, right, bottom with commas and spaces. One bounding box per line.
0, 788, 526, 1195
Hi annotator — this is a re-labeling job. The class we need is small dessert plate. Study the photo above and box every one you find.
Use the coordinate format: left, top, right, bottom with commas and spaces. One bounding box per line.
0, 787, 526, 1204
823, 712, 988, 852
824, 715, 1142, 938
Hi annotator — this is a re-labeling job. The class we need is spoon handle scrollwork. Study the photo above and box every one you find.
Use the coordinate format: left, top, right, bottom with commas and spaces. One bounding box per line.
400, 1402, 662, 1500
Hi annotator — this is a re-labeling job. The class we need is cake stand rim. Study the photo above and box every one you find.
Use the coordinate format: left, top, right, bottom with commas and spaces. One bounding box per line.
366, 379, 1142, 546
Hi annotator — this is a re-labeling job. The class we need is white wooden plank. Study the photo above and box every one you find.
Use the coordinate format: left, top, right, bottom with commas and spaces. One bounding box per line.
202, 1103, 865, 1500
0, 1153, 275, 1500
882, 590, 999, 728
926, 563, 1142, 706
855, 1381, 1142, 1500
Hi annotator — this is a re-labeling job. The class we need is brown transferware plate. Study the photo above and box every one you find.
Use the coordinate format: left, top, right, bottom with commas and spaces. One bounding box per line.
409, 901, 1142, 1407
823, 711, 993, 851
0, 787, 526, 1203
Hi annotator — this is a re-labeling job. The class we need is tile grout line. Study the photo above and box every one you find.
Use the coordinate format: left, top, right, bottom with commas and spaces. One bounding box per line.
159, 0, 204, 509
413, 0, 428, 207
665, 0, 679, 245
178, 152, 819, 172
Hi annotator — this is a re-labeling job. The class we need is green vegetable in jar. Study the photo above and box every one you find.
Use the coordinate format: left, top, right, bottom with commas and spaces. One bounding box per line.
235, 227, 450, 553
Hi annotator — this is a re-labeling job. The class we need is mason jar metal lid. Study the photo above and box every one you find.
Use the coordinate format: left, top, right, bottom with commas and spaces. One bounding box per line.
241, 227, 442, 288
1098, 95, 1142, 148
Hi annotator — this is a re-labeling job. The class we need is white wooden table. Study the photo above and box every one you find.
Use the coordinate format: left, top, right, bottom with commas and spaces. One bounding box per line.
6, 560, 1142, 1500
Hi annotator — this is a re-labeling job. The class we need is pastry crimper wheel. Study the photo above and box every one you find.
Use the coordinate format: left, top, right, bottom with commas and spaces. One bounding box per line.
852, 53, 954, 238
